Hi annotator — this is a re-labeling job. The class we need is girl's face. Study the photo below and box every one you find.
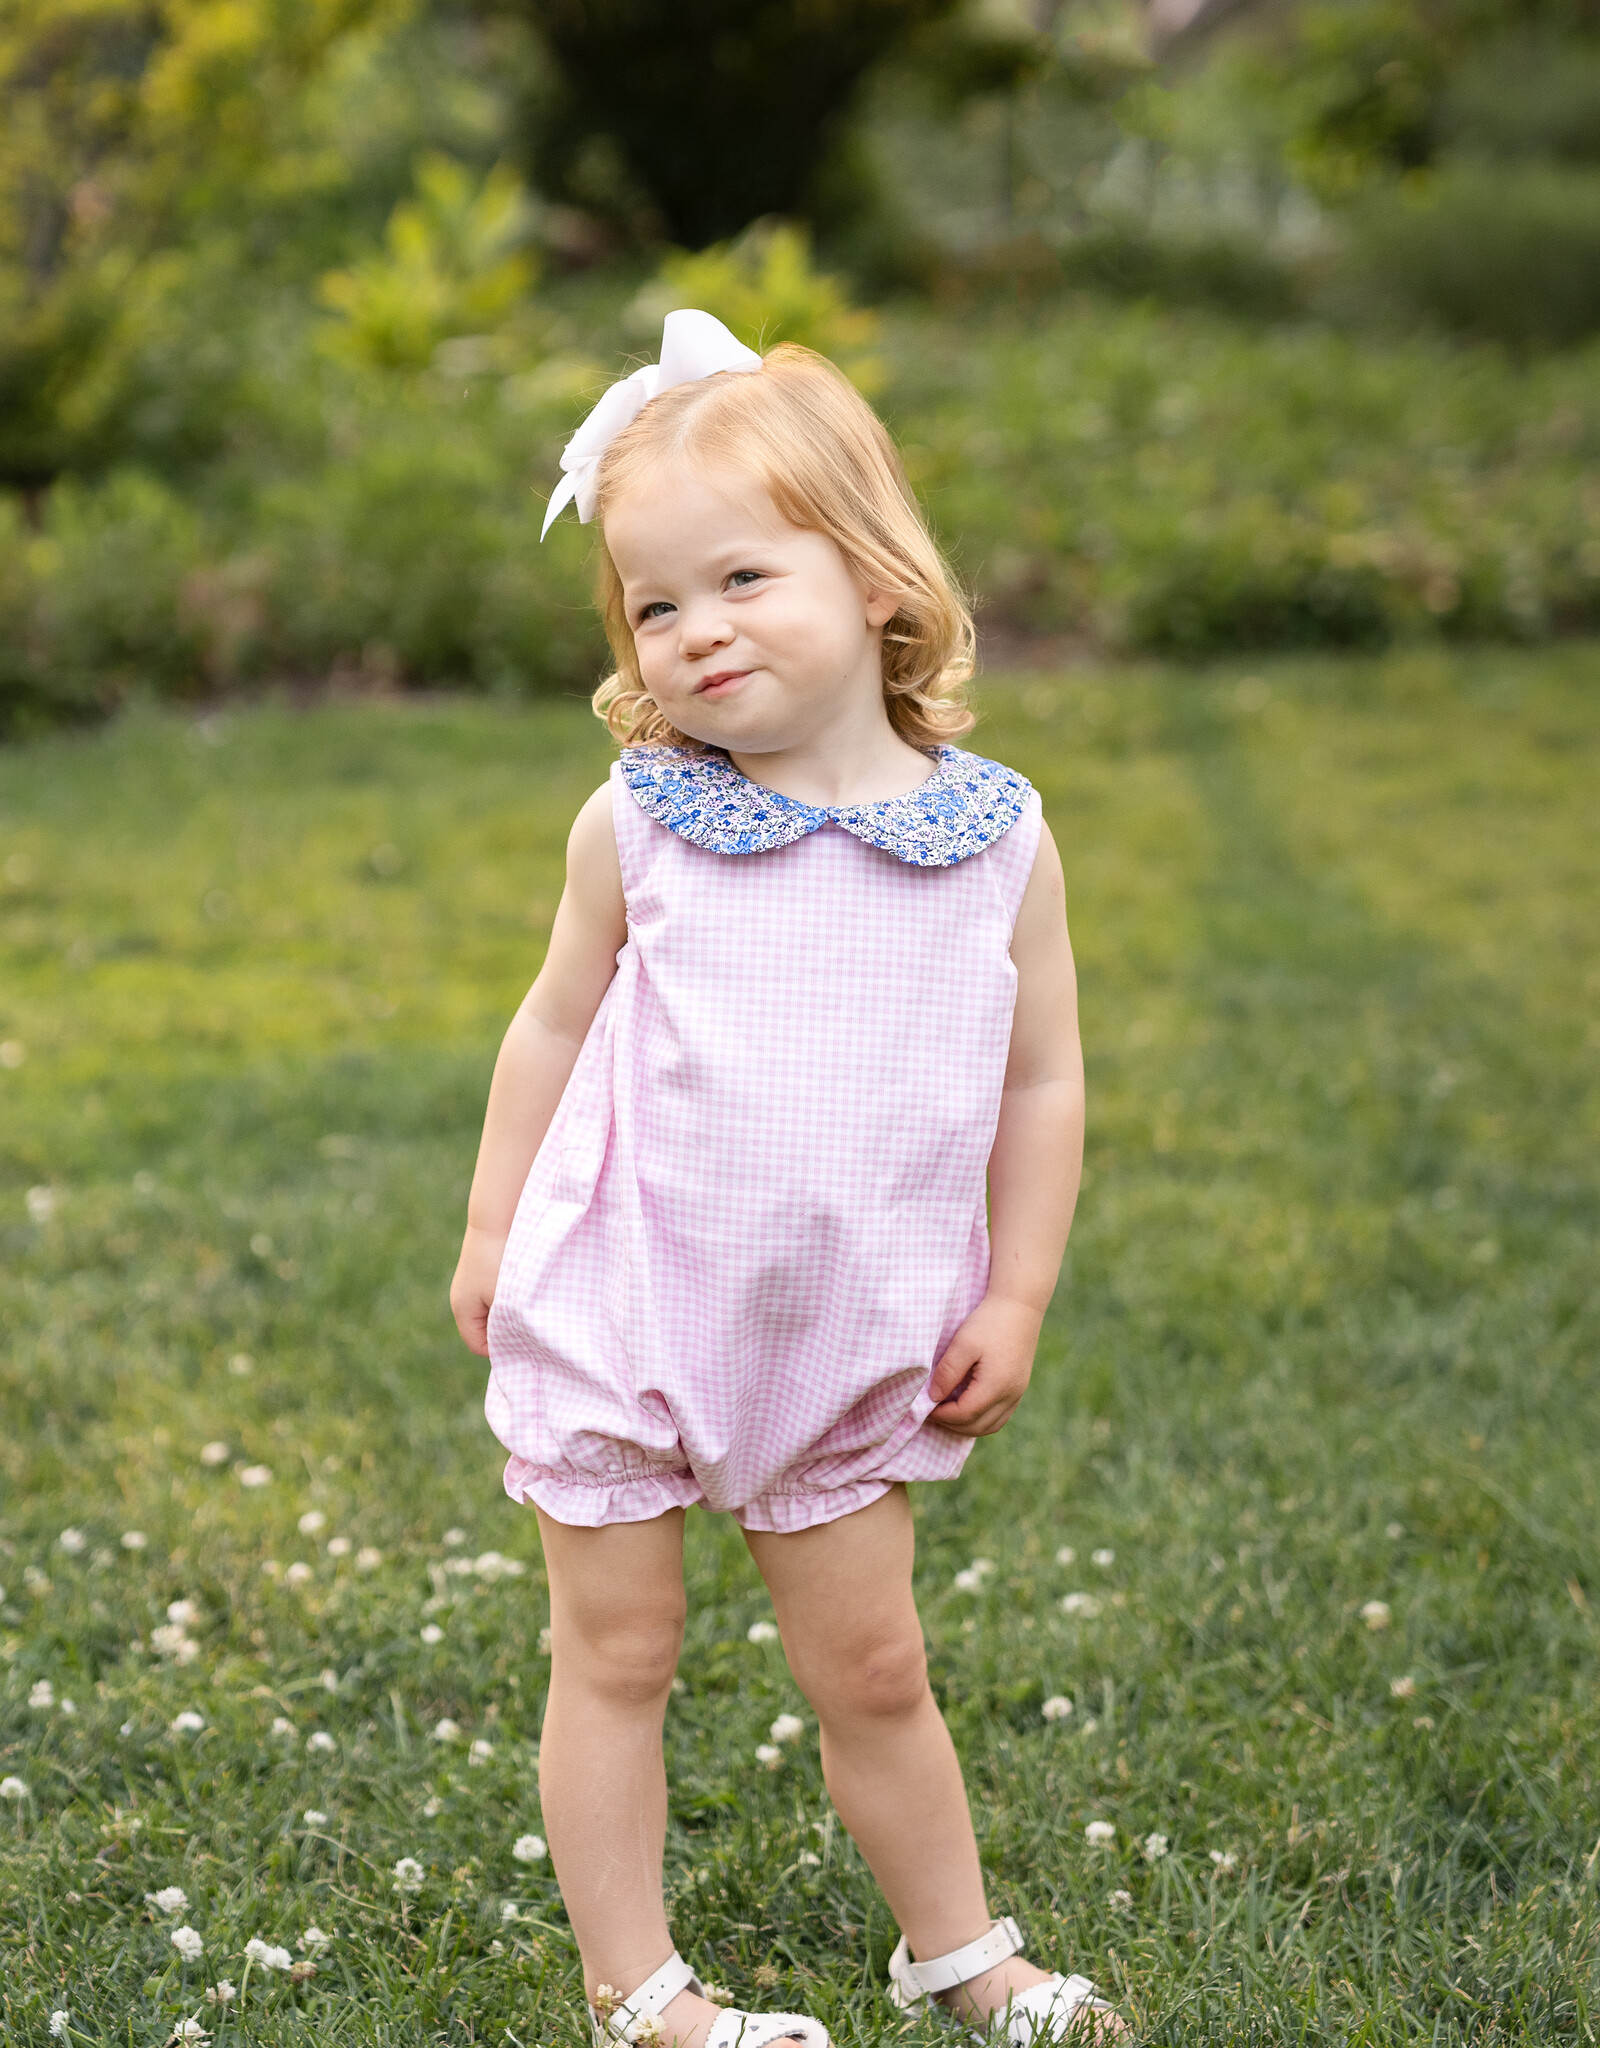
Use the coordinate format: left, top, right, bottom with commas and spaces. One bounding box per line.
602, 458, 900, 756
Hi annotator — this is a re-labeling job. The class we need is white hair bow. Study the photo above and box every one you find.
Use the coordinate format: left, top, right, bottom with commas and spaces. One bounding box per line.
540, 309, 762, 539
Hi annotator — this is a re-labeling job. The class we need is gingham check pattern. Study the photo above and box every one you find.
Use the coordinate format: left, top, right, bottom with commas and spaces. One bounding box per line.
485, 763, 1043, 1532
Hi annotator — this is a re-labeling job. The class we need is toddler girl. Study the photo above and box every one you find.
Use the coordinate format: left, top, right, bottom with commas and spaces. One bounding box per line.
451, 311, 1119, 2048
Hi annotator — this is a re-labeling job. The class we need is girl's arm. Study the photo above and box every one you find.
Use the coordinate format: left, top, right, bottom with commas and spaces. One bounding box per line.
449, 785, 627, 1357
928, 821, 1084, 1434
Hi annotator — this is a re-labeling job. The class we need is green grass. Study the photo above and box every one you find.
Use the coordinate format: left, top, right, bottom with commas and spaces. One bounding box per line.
2, 648, 1598, 2045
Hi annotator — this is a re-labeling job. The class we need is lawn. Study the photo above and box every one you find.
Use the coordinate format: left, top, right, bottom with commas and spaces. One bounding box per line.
2, 647, 1597, 2045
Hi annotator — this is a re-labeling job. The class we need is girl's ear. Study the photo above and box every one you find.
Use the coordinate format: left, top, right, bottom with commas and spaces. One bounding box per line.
863, 586, 903, 629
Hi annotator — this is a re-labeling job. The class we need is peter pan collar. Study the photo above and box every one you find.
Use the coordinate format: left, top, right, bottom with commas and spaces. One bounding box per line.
619, 743, 1031, 868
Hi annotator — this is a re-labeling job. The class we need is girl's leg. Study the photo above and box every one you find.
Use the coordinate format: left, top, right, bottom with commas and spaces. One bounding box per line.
744, 1487, 1121, 2036
535, 1505, 725, 2048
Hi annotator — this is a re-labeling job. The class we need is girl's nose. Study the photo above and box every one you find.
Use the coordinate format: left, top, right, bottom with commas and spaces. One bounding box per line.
677, 602, 734, 658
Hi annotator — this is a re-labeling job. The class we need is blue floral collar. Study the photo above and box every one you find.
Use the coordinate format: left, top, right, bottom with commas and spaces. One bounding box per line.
619, 744, 1031, 868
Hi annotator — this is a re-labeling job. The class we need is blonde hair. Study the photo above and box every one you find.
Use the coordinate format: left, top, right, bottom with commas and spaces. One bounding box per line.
588, 343, 975, 751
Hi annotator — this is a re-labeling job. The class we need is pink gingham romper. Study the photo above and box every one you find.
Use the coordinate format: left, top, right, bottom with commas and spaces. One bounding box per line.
485, 742, 1043, 1533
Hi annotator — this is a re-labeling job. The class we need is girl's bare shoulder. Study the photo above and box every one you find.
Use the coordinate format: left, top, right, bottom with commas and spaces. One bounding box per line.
562, 781, 623, 922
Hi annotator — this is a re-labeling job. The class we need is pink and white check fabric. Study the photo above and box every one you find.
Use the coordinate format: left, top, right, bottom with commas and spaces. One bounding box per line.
485, 758, 1043, 1532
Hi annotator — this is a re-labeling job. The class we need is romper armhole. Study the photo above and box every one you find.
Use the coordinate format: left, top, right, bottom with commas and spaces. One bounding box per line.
609, 757, 666, 904
984, 786, 1044, 931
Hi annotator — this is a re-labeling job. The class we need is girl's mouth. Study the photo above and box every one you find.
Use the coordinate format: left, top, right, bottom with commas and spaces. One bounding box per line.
695, 669, 751, 696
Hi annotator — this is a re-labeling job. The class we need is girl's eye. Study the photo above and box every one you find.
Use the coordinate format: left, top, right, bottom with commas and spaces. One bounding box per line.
727, 570, 763, 591
637, 601, 675, 623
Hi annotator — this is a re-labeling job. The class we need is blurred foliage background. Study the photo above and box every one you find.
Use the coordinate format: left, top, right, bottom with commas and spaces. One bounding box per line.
2, 0, 1599, 732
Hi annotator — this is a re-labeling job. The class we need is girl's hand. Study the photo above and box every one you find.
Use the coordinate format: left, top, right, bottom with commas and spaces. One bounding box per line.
450, 1225, 508, 1357
926, 1294, 1045, 1436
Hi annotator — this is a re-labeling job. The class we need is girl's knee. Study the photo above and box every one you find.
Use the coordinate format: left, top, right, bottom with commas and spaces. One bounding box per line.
798, 1626, 929, 1724
556, 1602, 686, 1707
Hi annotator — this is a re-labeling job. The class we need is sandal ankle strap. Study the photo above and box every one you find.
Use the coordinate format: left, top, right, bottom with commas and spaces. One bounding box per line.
591, 1952, 701, 2041
887, 1915, 1025, 2006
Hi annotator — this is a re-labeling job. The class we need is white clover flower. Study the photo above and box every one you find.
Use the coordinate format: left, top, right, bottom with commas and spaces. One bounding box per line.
260, 1560, 281, 1579
121, 1530, 147, 1550
306, 1731, 336, 1754
1084, 1821, 1116, 1846
28, 1680, 55, 1709
297, 1510, 326, 1535
421, 1624, 444, 1645
298, 1925, 331, 1952
512, 1834, 546, 1863
1386, 1521, 1405, 1539
1060, 1593, 1101, 1617
171, 1925, 205, 1961
537, 1626, 553, 1655
1055, 1546, 1076, 1565
146, 1887, 189, 1914
1209, 1850, 1238, 1871
198, 1442, 230, 1467
1390, 1675, 1418, 1698
445, 1557, 474, 1577
171, 1711, 205, 1734
473, 1551, 512, 1579
355, 1547, 383, 1572
228, 1352, 253, 1375
746, 1621, 779, 1643
1361, 1600, 1391, 1630
769, 1713, 805, 1744
49, 2012, 70, 2038
1, 1776, 30, 1800
423, 1797, 443, 1818
170, 2019, 209, 2042
60, 1697, 76, 1715
755, 1743, 783, 1769
797, 1851, 821, 1868
1142, 1833, 1169, 1862
443, 1528, 466, 1546
392, 1857, 425, 1893
167, 1599, 199, 1626
205, 1981, 237, 2005
431, 1718, 460, 1742
1108, 1889, 1133, 1909
468, 1739, 495, 1765
58, 1528, 87, 1555
244, 1937, 292, 1969
26, 1185, 58, 1221
1041, 1695, 1074, 1722
500, 1901, 521, 1922
952, 1568, 985, 1593
623, 2017, 664, 2045
151, 1624, 200, 1663
489, 1938, 505, 1956
285, 1563, 313, 1588
701, 1984, 733, 2005
326, 1536, 351, 1558
1091, 1549, 1115, 1568
303, 1809, 328, 1826
320, 1668, 339, 1693
237, 1465, 273, 1489
270, 1717, 296, 1739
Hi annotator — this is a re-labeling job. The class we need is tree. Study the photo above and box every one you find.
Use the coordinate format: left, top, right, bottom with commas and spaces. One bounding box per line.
519, 0, 960, 247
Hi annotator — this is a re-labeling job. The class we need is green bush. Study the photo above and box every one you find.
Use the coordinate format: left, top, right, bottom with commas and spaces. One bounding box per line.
891, 300, 1600, 653
1056, 225, 1301, 320
1349, 162, 1600, 348
5, 293, 1600, 729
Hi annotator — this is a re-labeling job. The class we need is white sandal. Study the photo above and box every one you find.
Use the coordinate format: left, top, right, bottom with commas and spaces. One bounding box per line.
887, 1914, 1117, 2042
589, 1949, 832, 2048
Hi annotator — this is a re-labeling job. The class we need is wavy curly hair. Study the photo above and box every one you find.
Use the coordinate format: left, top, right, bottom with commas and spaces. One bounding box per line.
587, 343, 975, 751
